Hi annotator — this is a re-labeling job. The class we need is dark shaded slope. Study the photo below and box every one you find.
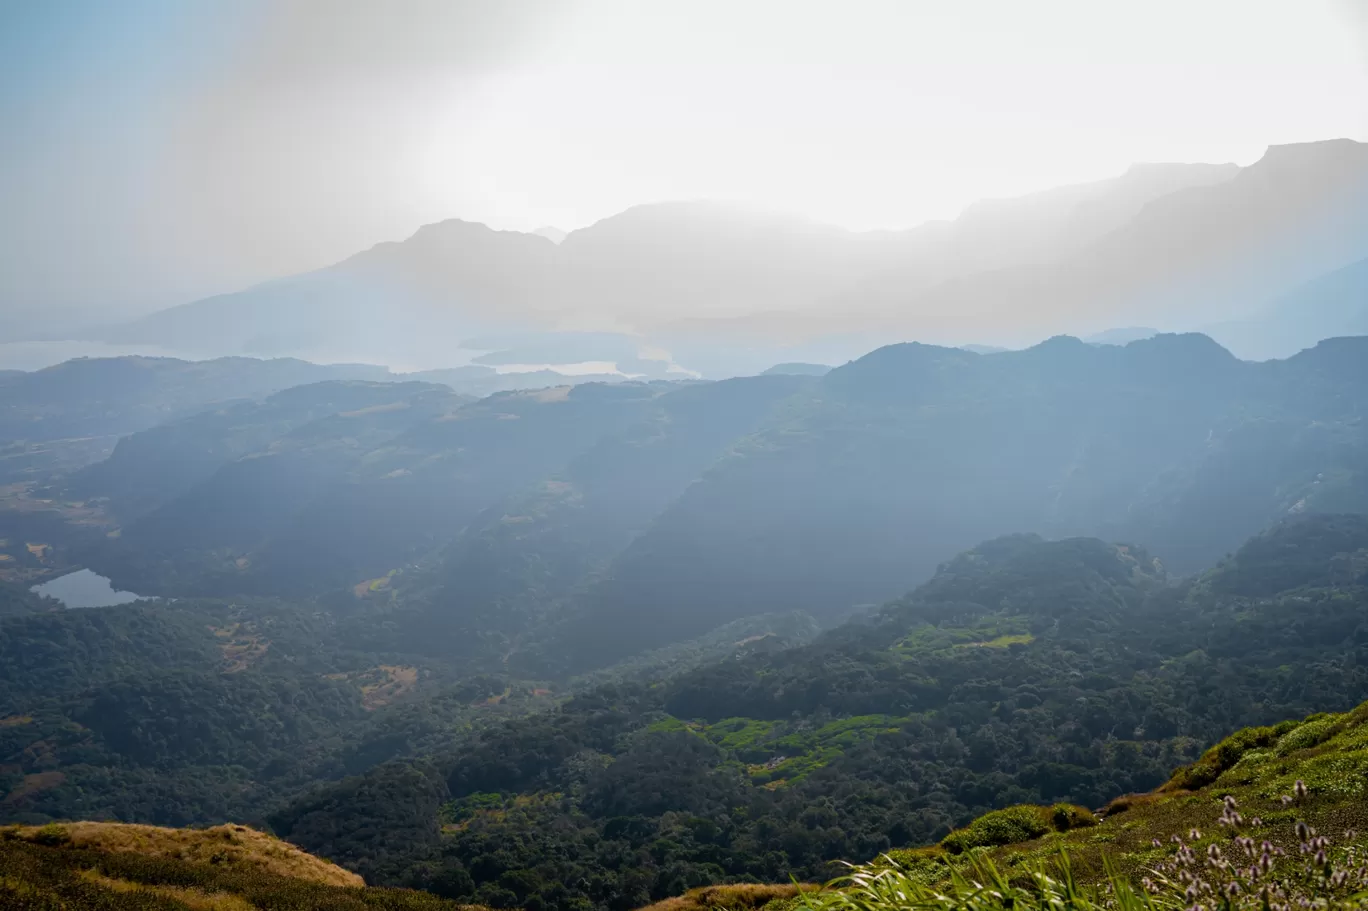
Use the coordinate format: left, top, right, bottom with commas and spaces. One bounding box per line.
90, 383, 467, 595
0, 578, 55, 618
92, 382, 670, 597
0, 592, 531, 827
0, 356, 389, 445
559, 336, 1229, 663
1110, 338, 1368, 567
560, 335, 1368, 667
69, 380, 462, 520
379, 375, 814, 665
0, 355, 395, 485
257, 382, 673, 599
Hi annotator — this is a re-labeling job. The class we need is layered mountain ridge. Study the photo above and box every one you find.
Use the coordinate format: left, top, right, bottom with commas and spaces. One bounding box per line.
89, 140, 1368, 374
20, 333, 1364, 678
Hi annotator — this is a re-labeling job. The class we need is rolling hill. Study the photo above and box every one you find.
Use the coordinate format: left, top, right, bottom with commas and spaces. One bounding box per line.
25, 335, 1368, 676
83, 381, 673, 597
68, 379, 470, 522
0, 355, 392, 485
0, 820, 471, 909
262, 514, 1368, 910
550, 333, 1368, 667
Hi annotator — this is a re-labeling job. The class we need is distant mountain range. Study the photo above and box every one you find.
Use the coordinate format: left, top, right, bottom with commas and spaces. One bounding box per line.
81, 140, 1368, 376
0, 353, 651, 488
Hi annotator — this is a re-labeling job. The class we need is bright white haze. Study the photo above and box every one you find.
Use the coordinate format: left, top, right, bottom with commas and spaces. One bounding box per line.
2, 0, 1366, 330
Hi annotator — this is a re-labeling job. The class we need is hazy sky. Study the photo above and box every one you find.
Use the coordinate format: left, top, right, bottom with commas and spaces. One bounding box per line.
3, 0, 1366, 330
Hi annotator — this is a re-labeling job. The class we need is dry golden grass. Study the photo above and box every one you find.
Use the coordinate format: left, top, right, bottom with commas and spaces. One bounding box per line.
1, 771, 65, 805
482, 686, 512, 706
209, 622, 270, 672
5, 822, 365, 887
323, 664, 420, 709
79, 869, 258, 911
635, 882, 819, 911
360, 665, 418, 709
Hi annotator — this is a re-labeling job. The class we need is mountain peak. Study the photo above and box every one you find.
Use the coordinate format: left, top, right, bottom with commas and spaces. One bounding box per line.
1116, 333, 1241, 381
822, 341, 980, 402
1251, 137, 1367, 171
1122, 161, 1238, 176
406, 217, 530, 242
563, 199, 839, 248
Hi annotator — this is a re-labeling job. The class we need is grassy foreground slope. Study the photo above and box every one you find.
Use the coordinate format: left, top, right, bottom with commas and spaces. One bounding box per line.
807, 698, 1368, 911
0, 820, 472, 910
658, 700, 1368, 911
884, 697, 1368, 869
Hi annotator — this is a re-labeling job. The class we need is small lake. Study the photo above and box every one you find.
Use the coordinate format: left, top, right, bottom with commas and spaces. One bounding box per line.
31, 569, 151, 608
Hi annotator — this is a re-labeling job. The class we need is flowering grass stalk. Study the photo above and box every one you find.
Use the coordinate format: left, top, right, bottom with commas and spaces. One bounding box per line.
803, 785, 1368, 911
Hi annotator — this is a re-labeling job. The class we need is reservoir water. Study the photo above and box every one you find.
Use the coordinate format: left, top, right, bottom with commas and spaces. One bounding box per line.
30, 569, 150, 608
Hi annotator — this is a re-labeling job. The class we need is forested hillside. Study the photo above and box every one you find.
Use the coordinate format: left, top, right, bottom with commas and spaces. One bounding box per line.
12, 335, 1362, 680
552, 334, 1368, 667
0, 588, 817, 830
368, 374, 816, 666
0, 356, 391, 483
0, 595, 525, 826
263, 515, 1368, 910
89, 380, 474, 595
0, 356, 394, 443
0, 579, 54, 618
795, 694, 1368, 911
68, 379, 469, 521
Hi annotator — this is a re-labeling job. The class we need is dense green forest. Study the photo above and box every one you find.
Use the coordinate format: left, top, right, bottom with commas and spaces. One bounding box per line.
0, 592, 541, 825
803, 692, 1368, 911
67, 379, 470, 521
0, 579, 54, 618
0, 589, 816, 828
259, 514, 1368, 911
